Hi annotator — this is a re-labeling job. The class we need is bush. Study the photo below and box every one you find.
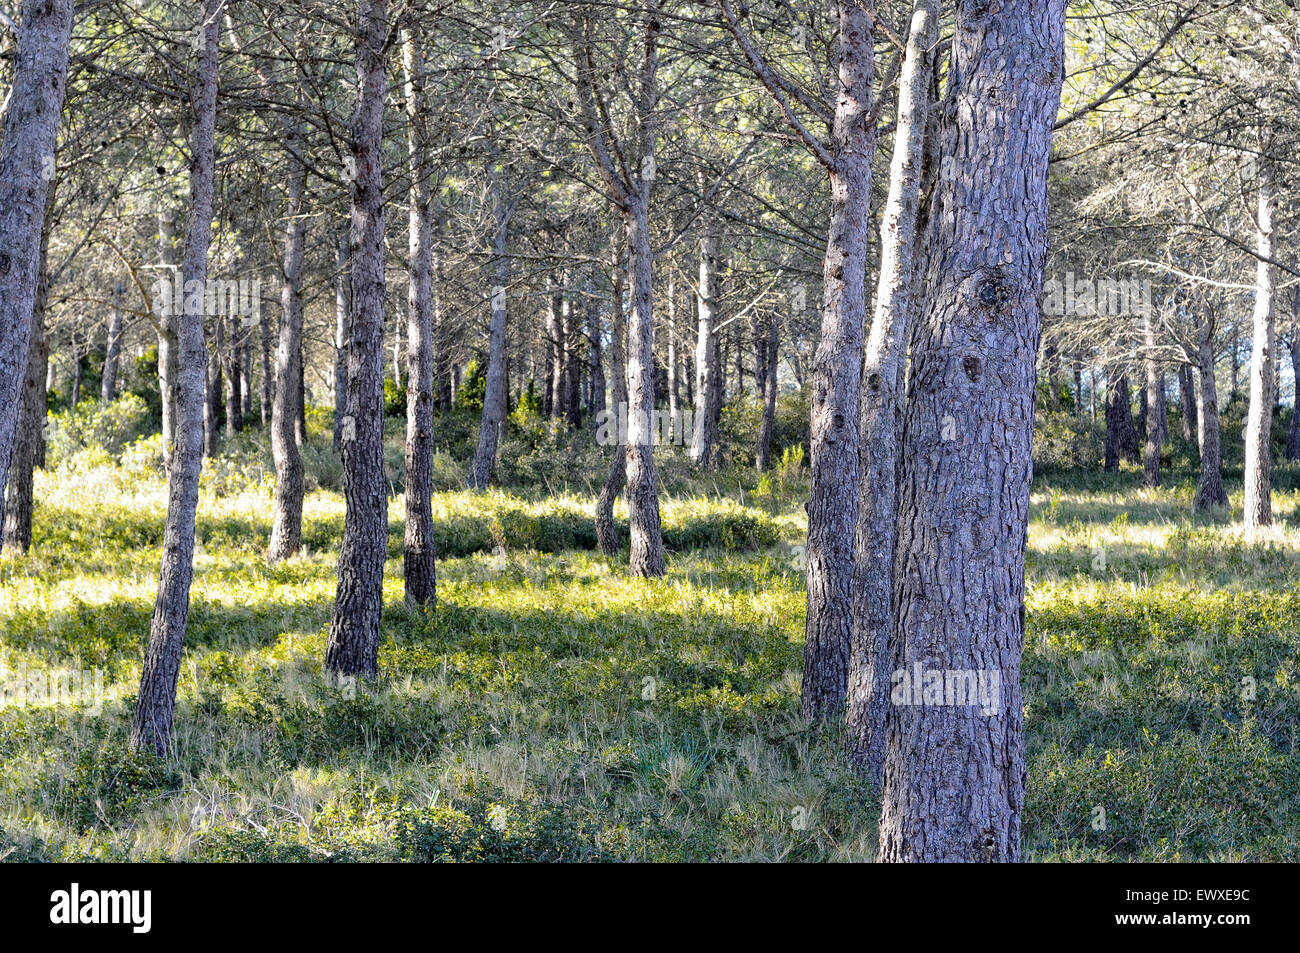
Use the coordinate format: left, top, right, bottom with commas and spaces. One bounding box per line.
46, 394, 152, 469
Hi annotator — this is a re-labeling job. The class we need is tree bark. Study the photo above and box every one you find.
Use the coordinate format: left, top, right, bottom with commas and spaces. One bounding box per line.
846, 0, 937, 779
402, 22, 437, 608
468, 175, 510, 489
102, 279, 125, 402
130, 0, 219, 755
596, 250, 628, 556
1180, 362, 1198, 454
1194, 322, 1228, 511
877, 0, 1066, 862
204, 317, 221, 457
800, 0, 876, 721
1143, 311, 1162, 488
326, 0, 390, 678
755, 310, 779, 471
2, 187, 54, 556
1243, 154, 1275, 536
0, 0, 73, 533
268, 118, 308, 561
690, 223, 721, 468
333, 229, 350, 449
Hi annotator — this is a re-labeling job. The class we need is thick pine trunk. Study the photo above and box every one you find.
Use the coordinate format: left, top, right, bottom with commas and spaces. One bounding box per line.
801, 0, 876, 721
326, 0, 390, 678
0, 0, 72, 532
468, 180, 510, 489
877, 0, 1066, 862
402, 23, 437, 608
130, 0, 219, 755
624, 191, 666, 577
846, 0, 936, 777
1194, 327, 1228, 511
1180, 362, 1198, 454
1242, 157, 1275, 536
690, 225, 721, 468
268, 120, 307, 561
2, 193, 53, 556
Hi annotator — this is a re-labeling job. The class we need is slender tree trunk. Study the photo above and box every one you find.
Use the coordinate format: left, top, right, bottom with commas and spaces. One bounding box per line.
325, 0, 390, 678
1194, 326, 1228, 512
333, 229, 350, 450
0, 0, 72, 533
587, 281, 606, 433
755, 310, 779, 471
225, 312, 242, 436
204, 317, 221, 457
268, 119, 307, 562
402, 23, 437, 608
1243, 154, 1275, 536
666, 272, 679, 442
596, 251, 628, 556
157, 205, 180, 472
469, 175, 511, 489
102, 280, 125, 402
1143, 311, 1162, 488
1287, 313, 1300, 462
2, 189, 54, 555
846, 0, 937, 779
130, 0, 219, 755
690, 224, 721, 468
259, 280, 273, 429
877, 0, 1066, 862
564, 295, 582, 429
1180, 362, 1198, 454
801, 0, 876, 721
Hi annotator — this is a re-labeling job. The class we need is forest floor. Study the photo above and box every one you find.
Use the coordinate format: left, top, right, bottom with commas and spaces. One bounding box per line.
2, 454, 1299, 861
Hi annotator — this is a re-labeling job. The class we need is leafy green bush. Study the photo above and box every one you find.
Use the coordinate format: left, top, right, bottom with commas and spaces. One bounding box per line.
46, 394, 152, 469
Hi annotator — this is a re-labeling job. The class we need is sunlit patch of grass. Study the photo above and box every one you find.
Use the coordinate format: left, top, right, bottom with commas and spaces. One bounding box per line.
1, 459, 1296, 860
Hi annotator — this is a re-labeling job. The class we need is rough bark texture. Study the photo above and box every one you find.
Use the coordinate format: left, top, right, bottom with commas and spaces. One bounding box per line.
468, 179, 510, 489
846, 0, 936, 779
130, 0, 219, 755
325, 0, 389, 678
877, 0, 1066, 862
801, 0, 876, 721
755, 310, 779, 471
0, 0, 73, 533
2, 193, 53, 555
204, 317, 221, 457
1104, 370, 1137, 471
268, 118, 307, 562
402, 23, 437, 608
596, 255, 628, 556
1242, 157, 1275, 536
1194, 327, 1228, 512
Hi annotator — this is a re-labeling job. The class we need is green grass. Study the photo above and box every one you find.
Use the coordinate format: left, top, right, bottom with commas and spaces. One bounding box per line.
2, 455, 1299, 861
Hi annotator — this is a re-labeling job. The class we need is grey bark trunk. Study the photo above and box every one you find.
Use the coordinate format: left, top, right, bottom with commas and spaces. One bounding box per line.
130, 0, 219, 755
325, 0, 390, 678
877, 0, 1066, 862
846, 0, 937, 778
468, 178, 510, 489
0, 0, 72, 533
755, 310, 779, 471
1180, 362, 1198, 453
801, 0, 876, 721
333, 229, 350, 449
1242, 156, 1275, 536
1143, 311, 1162, 488
268, 118, 307, 561
1194, 325, 1228, 511
204, 317, 221, 457
690, 224, 721, 468
402, 23, 437, 608
102, 280, 125, 402
596, 254, 628, 556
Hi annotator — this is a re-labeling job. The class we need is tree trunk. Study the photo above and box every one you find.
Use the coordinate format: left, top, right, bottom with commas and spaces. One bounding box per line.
801, 0, 876, 721
1194, 327, 1228, 512
755, 310, 780, 471
468, 177, 510, 489
268, 119, 307, 562
690, 224, 721, 468
596, 253, 628, 556
224, 312, 242, 436
877, 0, 1066, 863
2, 189, 54, 555
1243, 155, 1275, 536
1287, 323, 1300, 462
130, 0, 219, 755
1180, 362, 1198, 454
0, 0, 72, 533
325, 0, 390, 679
157, 205, 180, 472
666, 272, 679, 442
260, 277, 273, 429
333, 229, 350, 450
204, 317, 221, 457
402, 23, 437, 608
845, 0, 936, 779
102, 280, 125, 402
1143, 311, 1162, 488
587, 281, 606, 434
564, 295, 582, 429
